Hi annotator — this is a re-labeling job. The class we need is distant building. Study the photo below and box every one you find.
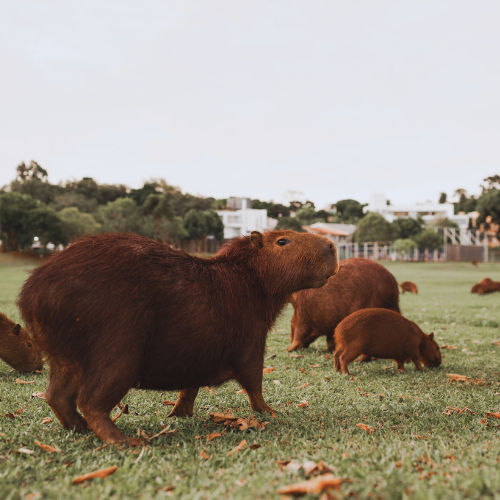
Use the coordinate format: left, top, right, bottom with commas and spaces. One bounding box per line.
227, 197, 252, 210
364, 193, 469, 229
217, 198, 277, 239
303, 222, 356, 243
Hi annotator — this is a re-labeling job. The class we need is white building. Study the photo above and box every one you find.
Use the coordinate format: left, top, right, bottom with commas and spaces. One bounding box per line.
364, 193, 469, 229
303, 222, 356, 243
217, 199, 277, 239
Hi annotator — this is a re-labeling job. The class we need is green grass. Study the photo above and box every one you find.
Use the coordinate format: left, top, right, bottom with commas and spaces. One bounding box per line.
2, 259, 500, 499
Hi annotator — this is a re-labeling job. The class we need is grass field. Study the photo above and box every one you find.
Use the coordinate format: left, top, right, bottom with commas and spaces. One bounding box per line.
1, 257, 500, 499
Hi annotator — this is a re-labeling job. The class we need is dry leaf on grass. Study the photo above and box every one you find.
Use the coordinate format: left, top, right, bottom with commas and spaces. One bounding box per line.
295, 383, 309, 389
17, 448, 34, 455
263, 367, 275, 374
162, 401, 176, 406
297, 400, 309, 408
250, 443, 261, 450
207, 432, 221, 441
42, 417, 53, 424
288, 355, 304, 358
447, 374, 471, 382
148, 425, 177, 441
200, 449, 211, 460
210, 412, 239, 423
15, 379, 34, 385
72, 466, 118, 485
277, 474, 343, 496
228, 440, 247, 456
486, 412, 500, 419
34, 440, 61, 453
491, 340, 500, 346
31, 392, 46, 399
112, 404, 129, 422
440, 345, 457, 350
273, 380, 281, 385
4, 413, 15, 419
356, 423, 375, 434
443, 406, 477, 416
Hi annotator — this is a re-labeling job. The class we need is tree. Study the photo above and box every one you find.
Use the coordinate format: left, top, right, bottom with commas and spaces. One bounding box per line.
393, 238, 416, 257
251, 200, 290, 218
428, 218, 459, 229
275, 217, 305, 232
58, 207, 101, 241
0, 192, 68, 251
50, 192, 99, 213
439, 192, 447, 204
333, 199, 366, 223
413, 229, 444, 252
184, 209, 224, 251
97, 198, 143, 234
483, 175, 500, 191
128, 182, 162, 206
142, 194, 173, 240
9, 161, 60, 205
391, 217, 422, 239
15, 161, 48, 182
157, 216, 189, 246
354, 213, 395, 243
476, 189, 500, 232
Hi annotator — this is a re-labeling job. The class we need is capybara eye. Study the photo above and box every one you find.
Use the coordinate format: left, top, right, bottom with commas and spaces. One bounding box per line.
26, 342, 32, 348
276, 239, 289, 246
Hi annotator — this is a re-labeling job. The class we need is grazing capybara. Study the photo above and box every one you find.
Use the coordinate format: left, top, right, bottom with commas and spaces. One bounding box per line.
288, 258, 400, 352
471, 260, 478, 267
400, 281, 418, 294
18, 231, 338, 444
0, 312, 43, 373
333, 308, 441, 375
471, 278, 493, 293
477, 280, 500, 295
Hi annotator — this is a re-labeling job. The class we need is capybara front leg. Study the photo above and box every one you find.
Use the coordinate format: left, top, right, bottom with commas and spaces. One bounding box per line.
339, 350, 358, 375
326, 334, 335, 352
168, 388, 199, 418
413, 359, 423, 371
236, 372, 274, 413
396, 359, 405, 372
286, 339, 304, 351
46, 363, 88, 433
81, 409, 137, 445
334, 350, 342, 372
358, 355, 373, 363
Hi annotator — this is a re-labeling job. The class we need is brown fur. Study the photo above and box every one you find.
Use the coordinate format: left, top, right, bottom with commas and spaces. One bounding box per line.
0, 312, 43, 373
400, 281, 418, 294
477, 280, 500, 295
471, 260, 478, 267
333, 308, 441, 375
288, 258, 400, 352
18, 231, 338, 444
471, 278, 493, 294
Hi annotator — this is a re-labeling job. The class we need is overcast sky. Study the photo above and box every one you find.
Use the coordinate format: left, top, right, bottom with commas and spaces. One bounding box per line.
1, 1, 499, 208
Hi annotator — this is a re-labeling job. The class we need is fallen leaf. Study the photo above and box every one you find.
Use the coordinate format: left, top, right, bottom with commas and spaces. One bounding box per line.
273, 380, 281, 385
4, 413, 15, 419
250, 443, 261, 450
72, 466, 118, 485
277, 473, 343, 496
297, 400, 309, 408
148, 425, 177, 441
210, 412, 239, 423
26, 494, 41, 500
263, 367, 275, 374
486, 412, 500, 419
285, 460, 302, 472
310, 364, 320, 368
31, 392, 46, 400
289, 355, 304, 358
15, 379, 35, 385
18, 448, 34, 454
34, 440, 61, 453
491, 340, 500, 346
207, 432, 221, 441
163, 401, 176, 406
447, 374, 471, 382
481, 419, 487, 424
341, 452, 349, 459
356, 423, 374, 434
440, 345, 457, 350
200, 449, 211, 460
42, 417, 53, 424
235, 478, 247, 487
443, 406, 477, 416
112, 404, 129, 422
15, 407, 25, 415
265, 354, 277, 360
228, 440, 247, 456
295, 383, 309, 389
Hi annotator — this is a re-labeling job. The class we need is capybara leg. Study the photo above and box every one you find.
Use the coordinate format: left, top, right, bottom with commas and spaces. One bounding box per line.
359, 355, 373, 363
396, 359, 405, 372
286, 339, 304, 351
413, 359, 423, 371
46, 363, 88, 433
334, 350, 342, 372
236, 372, 274, 413
339, 350, 359, 375
80, 408, 132, 445
326, 334, 336, 352
168, 388, 199, 418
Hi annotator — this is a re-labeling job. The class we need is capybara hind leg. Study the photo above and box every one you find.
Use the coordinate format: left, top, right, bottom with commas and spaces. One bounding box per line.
339, 350, 359, 375
358, 355, 373, 363
46, 364, 88, 433
286, 339, 304, 351
413, 359, 423, 371
334, 350, 342, 373
168, 388, 199, 418
236, 371, 274, 413
326, 334, 335, 352
396, 359, 405, 372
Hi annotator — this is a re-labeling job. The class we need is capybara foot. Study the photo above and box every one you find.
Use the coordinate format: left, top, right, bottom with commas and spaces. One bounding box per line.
286, 340, 303, 351
167, 388, 198, 418
254, 403, 275, 414
167, 406, 192, 418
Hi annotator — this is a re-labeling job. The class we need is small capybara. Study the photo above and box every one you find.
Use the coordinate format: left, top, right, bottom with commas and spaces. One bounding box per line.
333, 308, 441, 375
18, 231, 338, 444
471, 260, 478, 267
400, 281, 418, 294
0, 312, 43, 373
288, 258, 400, 352
471, 278, 493, 293
477, 280, 500, 295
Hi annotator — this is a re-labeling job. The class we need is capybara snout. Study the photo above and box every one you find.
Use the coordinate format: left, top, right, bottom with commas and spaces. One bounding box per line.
419, 332, 442, 367
0, 312, 43, 373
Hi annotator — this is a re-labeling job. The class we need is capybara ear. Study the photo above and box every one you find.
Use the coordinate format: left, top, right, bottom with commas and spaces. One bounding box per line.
13, 324, 21, 335
429, 332, 434, 341
250, 231, 264, 249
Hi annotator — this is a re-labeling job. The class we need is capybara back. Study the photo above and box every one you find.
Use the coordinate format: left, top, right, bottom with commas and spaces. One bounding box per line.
400, 281, 418, 294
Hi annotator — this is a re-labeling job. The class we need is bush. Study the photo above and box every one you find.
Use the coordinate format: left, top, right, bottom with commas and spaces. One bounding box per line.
354, 213, 395, 243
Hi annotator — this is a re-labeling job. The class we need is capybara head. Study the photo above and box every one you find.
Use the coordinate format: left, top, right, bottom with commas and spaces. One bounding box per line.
0, 312, 43, 373
221, 230, 339, 294
419, 332, 441, 368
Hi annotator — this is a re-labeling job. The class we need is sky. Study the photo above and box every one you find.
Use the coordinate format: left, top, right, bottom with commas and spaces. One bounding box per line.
0, 1, 499, 208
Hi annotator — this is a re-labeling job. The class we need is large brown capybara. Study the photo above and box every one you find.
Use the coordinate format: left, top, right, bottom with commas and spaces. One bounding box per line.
288, 258, 400, 352
477, 280, 500, 295
18, 231, 338, 444
0, 312, 43, 373
400, 281, 418, 294
333, 308, 441, 375
471, 278, 493, 293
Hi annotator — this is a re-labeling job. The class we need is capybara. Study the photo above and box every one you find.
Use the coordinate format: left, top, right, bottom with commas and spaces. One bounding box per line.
471, 278, 493, 293
288, 258, 400, 352
477, 280, 500, 295
400, 281, 418, 294
0, 312, 43, 373
471, 260, 478, 267
18, 231, 338, 444
333, 308, 441, 375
